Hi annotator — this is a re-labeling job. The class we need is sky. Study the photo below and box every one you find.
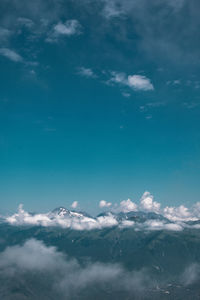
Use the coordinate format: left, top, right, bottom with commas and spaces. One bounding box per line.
0, 0, 200, 214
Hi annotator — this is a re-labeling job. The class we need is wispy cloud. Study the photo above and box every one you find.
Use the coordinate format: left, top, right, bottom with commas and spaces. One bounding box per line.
102, 0, 124, 18
17, 17, 34, 28
0, 48, 23, 62
0, 27, 11, 43
77, 67, 96, 78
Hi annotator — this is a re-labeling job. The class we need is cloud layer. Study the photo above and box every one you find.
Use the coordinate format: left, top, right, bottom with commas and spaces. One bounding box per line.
0, 238, 156, 299
3, 191, 200, 232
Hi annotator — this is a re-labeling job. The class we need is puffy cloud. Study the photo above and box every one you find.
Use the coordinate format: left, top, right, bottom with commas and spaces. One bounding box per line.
5, 191, 200, 232
140, 220, 183, 232
0, 239, 154, 299
71, 201, 78, 209
163, 205, 196, 222
99, 200, 112, 208
0, 48, 23, 62
6, 204, 118, 230
54, 20, 81, 35
109, 71, 154, 92
140, 191, 161, 213
119, 198, 138, 213
46, 19, 81, 43
5, 205, 185, 231
0, 239, 65, 272
127, 75, 154, 91
120, 220, 135, 228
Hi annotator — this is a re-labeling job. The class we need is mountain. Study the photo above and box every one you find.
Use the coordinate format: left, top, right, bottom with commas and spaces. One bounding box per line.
117, 211, 169, 223
51, 207, 92, 218
1, 208, 200, 299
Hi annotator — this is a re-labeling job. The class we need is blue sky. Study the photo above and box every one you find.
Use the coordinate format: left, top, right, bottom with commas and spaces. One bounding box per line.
0, 0, 200, 214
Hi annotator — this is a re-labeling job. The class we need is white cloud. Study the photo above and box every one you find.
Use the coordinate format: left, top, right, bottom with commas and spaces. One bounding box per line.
78, 67, 96, 78
6, 204, 118, 231
99, 200, 112, 208
54, 20, 81, 35
119, 198, 138, 213
140, 191, 161, 213
5, 192, 200, 232
128, 75, 154, 91
0, 239, 154, 298
0, 239, 64, 272
181, 264, 200, 286
71, 201, 78, 209
6, 205, 185, 231
140, 220, 183, 231
109, 71, 127, 85
46, 19, 81, 43
103, 0, 124, 18
109, 71, 154, 92
120, 220, 135, 228
163, 205, 196, 222
0, 48, 23, 62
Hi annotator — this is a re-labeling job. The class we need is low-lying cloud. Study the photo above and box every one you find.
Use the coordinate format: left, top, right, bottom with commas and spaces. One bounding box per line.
3, 191, 200, 232
0, 239, 155, 299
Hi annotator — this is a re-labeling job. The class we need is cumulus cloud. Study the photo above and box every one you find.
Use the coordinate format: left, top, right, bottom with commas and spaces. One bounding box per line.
127, 75, 154, 91
99, 200, 112, 208
109, 71, 154, 91
6, 204, 186, 231
0, 48, 23, 62
71, 201, 78, 209
0, 239, 154, 299
119, 198, 137, 213
46, 19, 81, 43
6, 204, 118, 230
140, 191, 161, 213
163, 204, 200, 222
54, 20, 81, 35
5, 190, 200, 232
